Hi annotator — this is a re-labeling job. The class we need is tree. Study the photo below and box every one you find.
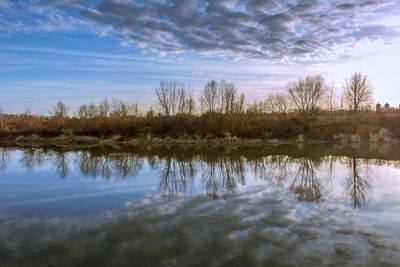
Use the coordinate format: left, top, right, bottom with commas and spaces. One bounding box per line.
154, 80, 181, 116
200, 80, 245, 114
264, 93, 291, 117
0, 106, 4, 130
343, 72, 373, 112
200, 80, 219, 113
98, 98, 110, 117
52, 101, 69, 131
111, 99, 139, 118
52, 101, 69, 118
288, 75, 327, 121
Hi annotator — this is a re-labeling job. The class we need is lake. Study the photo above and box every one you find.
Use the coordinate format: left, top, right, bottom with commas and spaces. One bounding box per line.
1, 144, 400, 266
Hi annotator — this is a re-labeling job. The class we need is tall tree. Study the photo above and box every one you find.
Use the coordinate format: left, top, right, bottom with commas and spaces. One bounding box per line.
288, 75, 327, 121
343, 72, 373, 112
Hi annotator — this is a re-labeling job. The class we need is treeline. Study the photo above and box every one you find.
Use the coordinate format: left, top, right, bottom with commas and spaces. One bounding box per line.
1, 72, 399, 141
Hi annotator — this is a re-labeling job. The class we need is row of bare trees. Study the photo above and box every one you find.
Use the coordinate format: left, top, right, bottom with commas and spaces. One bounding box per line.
45, 72, 373, 120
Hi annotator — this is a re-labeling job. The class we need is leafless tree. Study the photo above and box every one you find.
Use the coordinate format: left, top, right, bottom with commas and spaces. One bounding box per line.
177, 87, 196, 115
111, 99, 139, 118
155, 80, 182, 116
200, 80, 219, 113
288, 75, 327, 121
343, 72, 373, 112
264, 93, 291, 117
200, 80, 245, 114
77, 103, 98, 119
52, 101, 68, 118
98, 98, 110, 117
0, 105, 4, 130
52, 101, 69, 131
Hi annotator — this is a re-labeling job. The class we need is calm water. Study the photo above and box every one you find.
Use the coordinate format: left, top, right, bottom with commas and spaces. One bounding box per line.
1, 145, 400, 266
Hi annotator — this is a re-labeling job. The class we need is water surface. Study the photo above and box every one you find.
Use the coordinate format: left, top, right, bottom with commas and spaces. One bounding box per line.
1, 145, 400, 266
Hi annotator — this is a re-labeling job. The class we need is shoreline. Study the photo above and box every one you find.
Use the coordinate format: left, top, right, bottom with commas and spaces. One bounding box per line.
0, 134, 397, 149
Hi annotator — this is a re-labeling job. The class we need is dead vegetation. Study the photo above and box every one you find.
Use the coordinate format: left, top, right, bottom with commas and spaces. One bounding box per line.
0, 74, 398, 145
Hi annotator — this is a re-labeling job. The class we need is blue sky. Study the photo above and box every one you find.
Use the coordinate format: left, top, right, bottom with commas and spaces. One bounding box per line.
1, 0, 400, 114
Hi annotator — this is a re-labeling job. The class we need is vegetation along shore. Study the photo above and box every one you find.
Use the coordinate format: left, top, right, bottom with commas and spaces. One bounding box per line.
1, 72, 399, 147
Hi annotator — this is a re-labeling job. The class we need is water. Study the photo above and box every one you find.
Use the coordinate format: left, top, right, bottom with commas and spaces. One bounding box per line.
1, 144, 400, 266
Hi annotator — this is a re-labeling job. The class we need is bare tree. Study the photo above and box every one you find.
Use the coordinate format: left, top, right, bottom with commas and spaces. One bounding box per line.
200, 80, 219, 113
111, 99, 139, 118
177, 88, 196, 115
52, 101, 69, 118
200, 80, 245, 114
98, 98, 110, 117
0, 106, 4, 130
52, 101, 69, 131
343, 72, 373, 112
154, 80, 182, 116
265, 93, 291, 117
288, 75, 327, 121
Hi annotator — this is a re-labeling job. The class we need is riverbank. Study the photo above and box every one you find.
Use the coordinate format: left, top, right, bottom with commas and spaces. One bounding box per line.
0, 131, 397, 150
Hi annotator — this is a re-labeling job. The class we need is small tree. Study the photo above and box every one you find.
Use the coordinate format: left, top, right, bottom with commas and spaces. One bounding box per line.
0, 106, 4, 130
200, 80, 219, 113
52, 101, 69, 131
288, 75, 327, 122
264, 93, 291, 117
343, 72, 373, 112
154, 80, 181, 116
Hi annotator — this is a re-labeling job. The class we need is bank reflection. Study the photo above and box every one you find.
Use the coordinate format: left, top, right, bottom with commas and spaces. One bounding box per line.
0, 148, 378, 206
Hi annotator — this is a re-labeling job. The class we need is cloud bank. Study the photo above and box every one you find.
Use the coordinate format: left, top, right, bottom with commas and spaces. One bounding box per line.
79, 0, 399, 61
1, 0, 399, 62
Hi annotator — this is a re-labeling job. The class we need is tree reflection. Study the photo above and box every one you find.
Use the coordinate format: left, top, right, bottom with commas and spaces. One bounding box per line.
19, 148, 48, 171
4, 147, 378, 206
156, 156, 196, 198
345, 158, 371, 208
289, 158, 324, 203
50, 151, 70, 179
75, 152, 143, 181
201, 156, 245, 199
0, 147, 11, 170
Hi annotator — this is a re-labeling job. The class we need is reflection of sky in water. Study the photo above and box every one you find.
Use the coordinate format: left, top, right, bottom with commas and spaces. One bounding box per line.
1, 148, 400, 266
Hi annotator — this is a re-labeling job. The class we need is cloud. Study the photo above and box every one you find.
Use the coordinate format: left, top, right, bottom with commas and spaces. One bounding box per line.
69, 0, 400, 62
1, 0, 399, 62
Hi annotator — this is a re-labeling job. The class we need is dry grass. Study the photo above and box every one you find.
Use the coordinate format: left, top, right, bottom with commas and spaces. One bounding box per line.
1, 111, 400, 143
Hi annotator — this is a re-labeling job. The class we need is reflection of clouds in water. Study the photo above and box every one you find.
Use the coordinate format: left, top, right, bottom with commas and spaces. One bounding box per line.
0, 148, 378, 206
3, 187, 400, 266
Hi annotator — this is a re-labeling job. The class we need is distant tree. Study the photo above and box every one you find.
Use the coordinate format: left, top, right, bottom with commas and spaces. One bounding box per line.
0, 105, 4, 130
52, 101, 69, 118
155, 80, 194, 116
200, 80, 245, 114
98, 98, 111, 117
155, 80, 183, 116
343, 72, 373, 112
111, 99, 139, 118
288, 75, 327, 121
200, 80, 219, 113
52, 101, 69, 131
264, 93, 291, 117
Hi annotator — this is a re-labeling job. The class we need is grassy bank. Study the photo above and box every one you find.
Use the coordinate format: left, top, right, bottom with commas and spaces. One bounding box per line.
1, 111, 400, 148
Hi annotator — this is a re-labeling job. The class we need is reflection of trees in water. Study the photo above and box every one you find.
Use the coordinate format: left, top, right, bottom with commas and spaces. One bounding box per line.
345, 158, 371, 208
19, 149, 70, 179
290, 158, 323, 203
0, 147, 11, 170
155, 156, 196, 198
75, 152, 144, 181
201, 156, 245, 199
250, 155, 290, 186
19, 148, 47, 171
8, 148, 375, 205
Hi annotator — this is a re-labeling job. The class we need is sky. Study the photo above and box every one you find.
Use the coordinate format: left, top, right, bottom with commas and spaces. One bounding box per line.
0, 0, 400, 114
